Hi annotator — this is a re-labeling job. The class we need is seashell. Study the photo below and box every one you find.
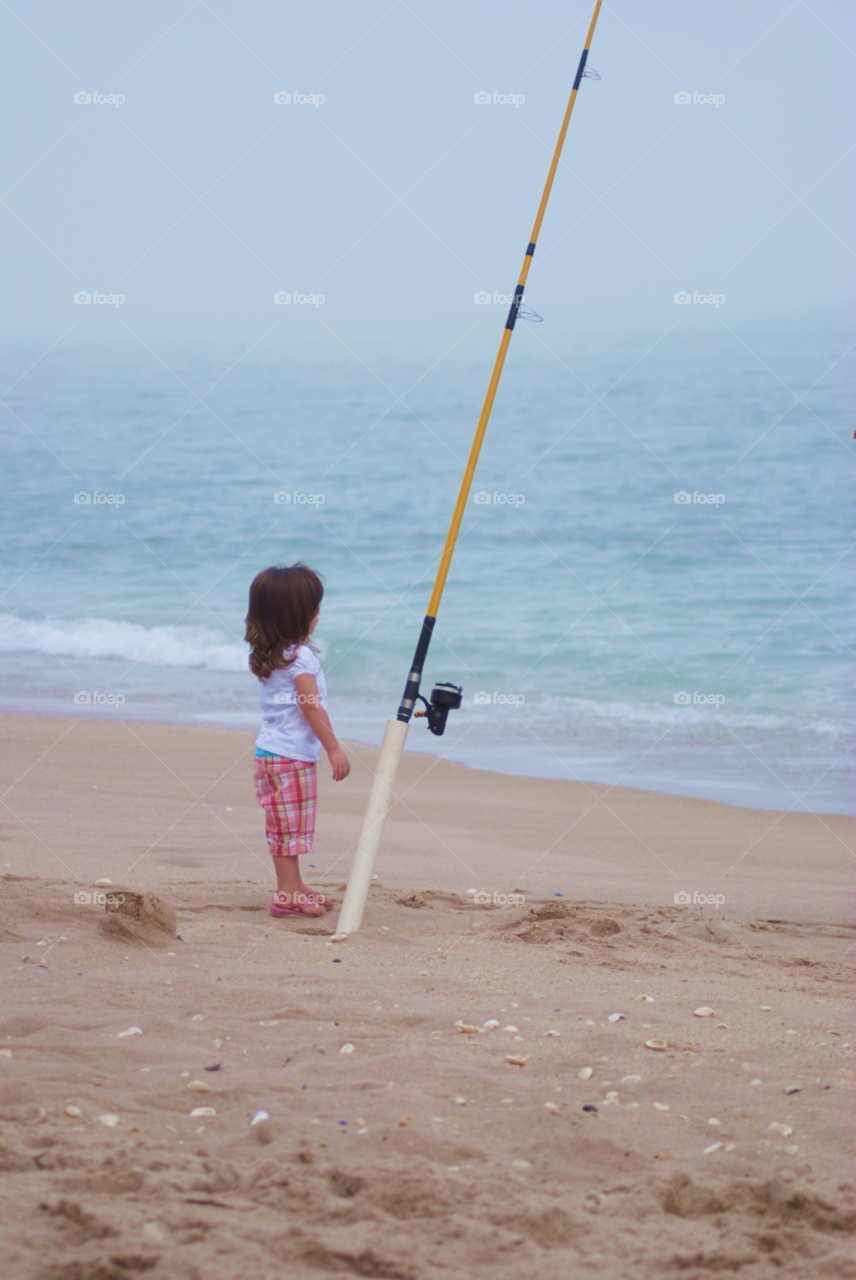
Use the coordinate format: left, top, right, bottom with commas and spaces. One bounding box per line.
784, 1144, 799, 1155
577, 1066, 593, 1079
483, 1019, 500, 1029
512, 1159, 531, 1169
652, 1103, 669, 1111
99, 1114, 120, 1127
0, 1049, 12, 1060
725, 1142, 737, 1152
186, 1080, 211, 1093
458, 1025, 476, 1035
543, 1029, 560, 1037
645, 1038, 668, 1051
545, 1102, 559, 1113
785, 1029, 797, 1036
760, 1005, 772, 1011
769, 1122, 793, 1137
251, 1110, 270, 1125
339, 1043, 355, 1055
604, 1091, 619, 1101
607, 1013, 624, 1023
503, 1026, 519, 1033
95, 878, 112, 886
505, 1055, 528, 1066
783, 1086, 801, 1095
708, 1118, 720, 1126
750, 1078, 761, 1085
190, 1106, 215, 1118
622, 1075, 641, 1083
330, 934, 346, 942
694, 1007, 715, 1018
191, 1014, 204, 1021
454, 1096, 466, 1105
703, 1141, 722, 1155
637, 994, 655, 1002
259, 1020, 278, 1027
715, 1023, 729, 1030
62, 1105, 81, 1117
117, 1027, 143, 1038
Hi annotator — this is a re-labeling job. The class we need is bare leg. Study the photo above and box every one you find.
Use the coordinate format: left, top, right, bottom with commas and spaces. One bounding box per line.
273, 856, 323, 915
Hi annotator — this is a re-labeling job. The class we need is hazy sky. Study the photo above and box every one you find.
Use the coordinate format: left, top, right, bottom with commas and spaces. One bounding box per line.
1, 0, 853, 346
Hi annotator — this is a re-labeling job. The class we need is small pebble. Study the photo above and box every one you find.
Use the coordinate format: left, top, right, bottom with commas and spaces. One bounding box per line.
543, 1029, 560, 1037
715, 1023, 729, 1030
458, 1025, 476, 1035
784, 1086, 801, 1095
330, 934, 346, 942
622, 1075, 641, 1083
501, 1097, 513, 1104
398, 1116, 410, 1127
62, 1106, 81, 1117
785, 1144, 799, 1154
583, 1104, 598, 1113
645, 1039, 668, 1051
578, 1067, 593, 1080
117, 1027, 143, 1038
95, 878, 112, 886
506, 1055, 528, 1067
708, 1118, 721, 1127
483, 1019, 499, 1030
545, 1102, 559, 1113
251, 1110, 270, 1125
503, 1026, 519, 1033
340, 1043, 355, 1055
760, 1005, 772, 1011
99, 1114, 120, 1128
637, 994, 655, 1002
0, 1049, 12, 1060
259, 1020, 278, 1027
191, 1015, 204, 1022
141, 1223, 165, 1244
694, 1007, 715, 1018
454, 1096, 466, 1105
785, 1029, 797, 1036
512, 1159, 530, 1169
750, 1078, 762, 1085
190, 1107, 215, 1118
769, 1122, 794, 1136
653, 1103, 669, 1112
186, 1081, 211, 1093
607, 1013, 624, 1023
703, 1142, 722, 1155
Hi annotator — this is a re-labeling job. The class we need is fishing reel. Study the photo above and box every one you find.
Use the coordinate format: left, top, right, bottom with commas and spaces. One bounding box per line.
414, 682, 463, 736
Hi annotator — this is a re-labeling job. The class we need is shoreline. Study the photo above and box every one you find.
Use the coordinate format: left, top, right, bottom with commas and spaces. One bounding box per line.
2, 703, 853, 819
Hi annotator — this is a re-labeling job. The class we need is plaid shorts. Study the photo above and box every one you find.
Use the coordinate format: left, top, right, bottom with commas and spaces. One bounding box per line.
254, 755, 317, 857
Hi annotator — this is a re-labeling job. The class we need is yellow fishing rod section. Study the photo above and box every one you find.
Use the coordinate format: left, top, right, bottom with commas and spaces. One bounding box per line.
397, 0, 603, 730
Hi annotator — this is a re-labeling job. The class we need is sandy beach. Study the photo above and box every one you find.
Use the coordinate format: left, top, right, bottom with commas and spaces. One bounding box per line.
1, 712, 854, 1279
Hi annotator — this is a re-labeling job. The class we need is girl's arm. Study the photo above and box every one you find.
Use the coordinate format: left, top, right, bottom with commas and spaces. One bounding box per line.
293, 673, 350, 781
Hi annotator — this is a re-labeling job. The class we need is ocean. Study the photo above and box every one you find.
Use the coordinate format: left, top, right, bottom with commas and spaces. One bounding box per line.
1, 319, 853, 814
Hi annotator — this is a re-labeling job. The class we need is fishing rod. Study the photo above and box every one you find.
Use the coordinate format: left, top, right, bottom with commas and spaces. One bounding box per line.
336, 0, 604, 934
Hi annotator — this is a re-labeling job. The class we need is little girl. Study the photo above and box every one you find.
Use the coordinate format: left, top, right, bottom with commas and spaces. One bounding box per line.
246, 563, 350, 918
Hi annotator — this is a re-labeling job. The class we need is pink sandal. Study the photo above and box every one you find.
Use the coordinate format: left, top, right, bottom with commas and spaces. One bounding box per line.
270, 894, 325, 918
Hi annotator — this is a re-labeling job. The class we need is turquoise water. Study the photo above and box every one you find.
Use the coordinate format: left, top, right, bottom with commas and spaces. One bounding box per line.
1, 321, 853, 813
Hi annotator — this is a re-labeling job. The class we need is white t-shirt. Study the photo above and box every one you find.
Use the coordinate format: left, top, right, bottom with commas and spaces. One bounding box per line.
255, 644, 326, 762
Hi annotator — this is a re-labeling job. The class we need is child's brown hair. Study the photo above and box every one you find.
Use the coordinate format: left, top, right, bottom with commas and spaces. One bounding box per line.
245, 564, 324, 679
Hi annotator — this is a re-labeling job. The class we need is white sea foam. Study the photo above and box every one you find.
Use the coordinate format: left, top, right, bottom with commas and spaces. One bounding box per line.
0, 615, 247, 672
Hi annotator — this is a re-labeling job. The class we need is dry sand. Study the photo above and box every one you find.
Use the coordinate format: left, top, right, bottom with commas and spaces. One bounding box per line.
0, 712, 854, 1279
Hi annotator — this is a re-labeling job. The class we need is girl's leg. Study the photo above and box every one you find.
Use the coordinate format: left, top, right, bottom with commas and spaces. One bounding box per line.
272, 855, 324, 914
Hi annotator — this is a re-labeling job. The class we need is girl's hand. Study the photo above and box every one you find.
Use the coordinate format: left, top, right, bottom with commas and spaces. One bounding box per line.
328, 746, 350, 781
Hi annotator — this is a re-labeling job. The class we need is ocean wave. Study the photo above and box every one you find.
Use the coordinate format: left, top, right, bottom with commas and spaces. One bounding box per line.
0, 616, 248, 672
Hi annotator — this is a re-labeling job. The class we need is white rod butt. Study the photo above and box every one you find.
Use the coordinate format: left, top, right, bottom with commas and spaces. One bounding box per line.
335, 718, 409, 935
